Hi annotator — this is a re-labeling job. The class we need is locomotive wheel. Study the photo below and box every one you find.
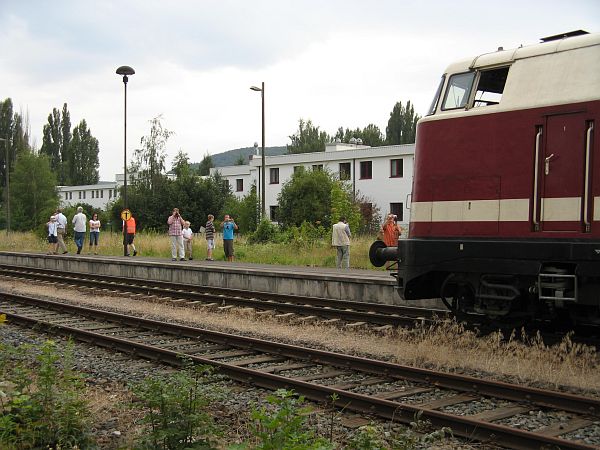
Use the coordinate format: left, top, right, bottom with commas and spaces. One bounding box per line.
439, 273, 474, 318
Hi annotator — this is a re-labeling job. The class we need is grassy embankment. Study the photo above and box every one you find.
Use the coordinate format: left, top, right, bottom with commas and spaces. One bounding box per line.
0, 230, 381, 269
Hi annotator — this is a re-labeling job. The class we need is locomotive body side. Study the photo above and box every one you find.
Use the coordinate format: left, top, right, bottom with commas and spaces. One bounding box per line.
392, 33, 600, 323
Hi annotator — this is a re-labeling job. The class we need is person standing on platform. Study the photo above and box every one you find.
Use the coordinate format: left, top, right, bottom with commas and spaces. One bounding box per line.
72, 206, 87, 255
168, 207, 186, 261
124, 214, 137, 256
380, 213, 402, 268
332, 216, 351, 269
182, 221, 194, 260
221, 214, 238, 262
47, 215, 59, 255
205, 214, 215, 261
88, 213, 101, 254
55, 208, 68, 254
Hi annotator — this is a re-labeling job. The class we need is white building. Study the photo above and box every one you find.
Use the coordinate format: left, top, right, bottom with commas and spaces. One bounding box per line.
211, 143, 415, 223
58, 181, 119, 210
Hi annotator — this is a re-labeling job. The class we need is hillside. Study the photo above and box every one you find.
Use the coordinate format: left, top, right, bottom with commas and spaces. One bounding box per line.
192, 146, 288, 169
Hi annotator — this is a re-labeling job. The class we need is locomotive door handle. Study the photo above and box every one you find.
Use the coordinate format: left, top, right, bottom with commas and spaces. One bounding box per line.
544, 153, 555, 175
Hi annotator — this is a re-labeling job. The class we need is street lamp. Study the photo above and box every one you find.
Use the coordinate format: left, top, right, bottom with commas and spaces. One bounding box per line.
250, 82, 265, 219
116, 65, 135, 256
0, 137, 8, 234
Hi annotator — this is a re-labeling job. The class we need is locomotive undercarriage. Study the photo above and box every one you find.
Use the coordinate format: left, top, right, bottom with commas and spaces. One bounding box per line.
369, 238, 600, 326
437, 269, 600, 326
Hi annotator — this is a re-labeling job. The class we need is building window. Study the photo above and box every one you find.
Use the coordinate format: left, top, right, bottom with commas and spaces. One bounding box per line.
312, 164, 323, 171
69, 192, 72, 200
236, 178, 244, 192
360, 161, 372, 180
83, 191, 86, 199
293, 166, 303, 173
91, 191, 95, 199
270, 205, 279, 222
100, 190, 104, 198
339, 162, 351, 181
390, 159, 403, 178
270, 167, 279, 184
78, 191, 82, 199
390, 203, 403, 222
114, 189, 117, 198
109, 190, 112, 199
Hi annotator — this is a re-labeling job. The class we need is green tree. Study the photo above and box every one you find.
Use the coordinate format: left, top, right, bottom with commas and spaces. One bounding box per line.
385, 100, 420, 144
172, 150, 192, 179
330, 181, 361, 234
0, 98, 23, 183
60, 103, 72, 184
133, 115, 173, 191
287, 119, 330, 154
40, 107, 62, 176
334, 123, 384, 147
69, 119, 100, 185
197, 152, 214, 176
235, 154, 246, 165
10, 150, 58, 230
278, 167, 334, 227
223, 184, 259, 233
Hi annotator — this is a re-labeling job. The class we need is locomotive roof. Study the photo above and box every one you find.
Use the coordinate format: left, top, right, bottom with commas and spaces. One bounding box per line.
444, 32, 600, 74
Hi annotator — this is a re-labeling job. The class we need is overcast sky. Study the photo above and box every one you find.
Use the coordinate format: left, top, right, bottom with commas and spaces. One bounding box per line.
1, 0, 599, 180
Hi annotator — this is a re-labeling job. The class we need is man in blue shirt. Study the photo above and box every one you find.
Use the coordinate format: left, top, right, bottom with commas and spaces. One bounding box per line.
221, 214, 238, 262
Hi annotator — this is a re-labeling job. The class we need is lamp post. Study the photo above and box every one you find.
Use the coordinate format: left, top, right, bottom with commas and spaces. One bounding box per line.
0, 137, 8, 234
250, 82, 265, 219
116, 65, 135, 256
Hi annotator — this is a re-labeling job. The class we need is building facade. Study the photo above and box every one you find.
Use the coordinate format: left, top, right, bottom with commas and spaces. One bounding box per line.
58, 181, 120, 210
211, 143, 415, 223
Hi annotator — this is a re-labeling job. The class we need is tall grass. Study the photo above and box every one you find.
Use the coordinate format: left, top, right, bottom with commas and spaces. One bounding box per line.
0, 231, 381, 269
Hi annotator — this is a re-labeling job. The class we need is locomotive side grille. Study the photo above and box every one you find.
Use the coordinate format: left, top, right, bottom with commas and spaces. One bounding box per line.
538, 272, 577, 302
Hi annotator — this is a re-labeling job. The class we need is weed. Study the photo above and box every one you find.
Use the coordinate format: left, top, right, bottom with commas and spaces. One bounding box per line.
233, 389, 333, 450
0, 339, 94, 448
131, 362, 222, 450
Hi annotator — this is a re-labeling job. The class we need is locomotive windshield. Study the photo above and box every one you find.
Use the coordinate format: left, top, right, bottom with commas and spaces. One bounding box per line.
441, 72, 475, 110
427, 75, 445, 116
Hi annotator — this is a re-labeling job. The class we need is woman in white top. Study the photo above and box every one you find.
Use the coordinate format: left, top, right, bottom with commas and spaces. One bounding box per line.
89, 213, 101, 255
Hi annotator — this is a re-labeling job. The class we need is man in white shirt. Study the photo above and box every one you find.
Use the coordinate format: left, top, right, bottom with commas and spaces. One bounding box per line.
55, 208, 68, 254
72, 206, 87, 254
331, 217, 351, 269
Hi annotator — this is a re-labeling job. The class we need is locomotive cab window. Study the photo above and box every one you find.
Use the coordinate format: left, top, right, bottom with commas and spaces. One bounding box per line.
427, 75, 445, 115
472, 66, 509, 107
441, 72, 475, 110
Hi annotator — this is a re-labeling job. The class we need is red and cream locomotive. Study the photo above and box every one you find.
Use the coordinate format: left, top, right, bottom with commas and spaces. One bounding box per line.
371, 30, 600, 325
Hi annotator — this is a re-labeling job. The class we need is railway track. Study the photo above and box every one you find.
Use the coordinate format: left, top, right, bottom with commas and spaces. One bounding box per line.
0, 264, 447, 328
1, 291, 598, 450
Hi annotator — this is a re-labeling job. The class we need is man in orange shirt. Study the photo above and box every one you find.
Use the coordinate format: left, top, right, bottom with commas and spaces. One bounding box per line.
123, 215, 137, 256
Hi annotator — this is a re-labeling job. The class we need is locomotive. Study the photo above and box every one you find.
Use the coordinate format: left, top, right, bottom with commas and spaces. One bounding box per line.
371, 30, 600, 325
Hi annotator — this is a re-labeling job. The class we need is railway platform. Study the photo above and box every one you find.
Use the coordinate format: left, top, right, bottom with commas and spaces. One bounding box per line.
0, 251, 430, 306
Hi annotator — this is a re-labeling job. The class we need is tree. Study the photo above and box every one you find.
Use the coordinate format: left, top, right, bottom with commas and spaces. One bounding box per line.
197, 152, 213, 176
330, 181, 361, 234
40, 107, 62, 176
223, 184, 259, 233
172, 150, 192, 179
235, 154, 246, 165
277, 168, 334, 227
10, 150, 58, 230
385, 100, 420, 145
133, 115, 173, 190
334, 124, 384, 147
287, 119, 330, 154
69, 119, 100, 185
60, 103, 72, 184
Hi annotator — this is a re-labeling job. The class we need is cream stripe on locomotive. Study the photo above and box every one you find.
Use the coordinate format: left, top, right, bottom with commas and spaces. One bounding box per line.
411, 197, 600, 222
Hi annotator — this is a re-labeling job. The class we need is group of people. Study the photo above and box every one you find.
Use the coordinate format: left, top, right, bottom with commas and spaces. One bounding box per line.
167, 208, 238, 262
47, 205, 402, 267
331, 213, 402, 269
47, 207, 104, 255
